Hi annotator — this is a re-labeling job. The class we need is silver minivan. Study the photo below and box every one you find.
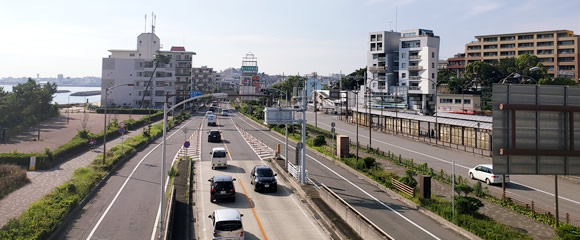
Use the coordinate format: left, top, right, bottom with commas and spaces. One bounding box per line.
208, 208, 244, 239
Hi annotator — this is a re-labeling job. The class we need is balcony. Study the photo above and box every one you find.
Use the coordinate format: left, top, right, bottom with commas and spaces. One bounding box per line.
408, 66, 424, 70
369, 66, 386, 73
378, 57, 386, 62
409, 76, 423, 80
408, 86, 421, 91
409, 55, 421, 60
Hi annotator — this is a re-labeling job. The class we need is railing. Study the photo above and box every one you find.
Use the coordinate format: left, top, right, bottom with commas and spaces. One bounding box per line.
408, 66, 424, 70
369, 66, 386, 73
408, 86, 421, 91
409, 55, 421, 60
392, 178, 415, 197
409, 76, 423, 80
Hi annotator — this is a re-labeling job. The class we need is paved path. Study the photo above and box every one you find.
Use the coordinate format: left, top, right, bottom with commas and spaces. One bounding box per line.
0, 121, 155, 227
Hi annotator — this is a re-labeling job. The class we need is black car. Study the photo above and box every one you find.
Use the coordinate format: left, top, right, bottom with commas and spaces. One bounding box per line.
250, 165, 277, 192
209, 175, 236, 202
208, 130, 221, 143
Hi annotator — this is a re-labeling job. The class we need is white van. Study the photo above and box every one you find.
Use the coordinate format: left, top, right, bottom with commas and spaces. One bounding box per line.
207, 114, 217, 126
208, 208, 244, 239
211, 147, 228, 169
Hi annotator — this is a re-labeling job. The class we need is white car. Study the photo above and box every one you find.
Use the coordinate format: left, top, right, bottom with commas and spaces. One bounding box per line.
468, 164, 510, 185
206, 111, 213, 116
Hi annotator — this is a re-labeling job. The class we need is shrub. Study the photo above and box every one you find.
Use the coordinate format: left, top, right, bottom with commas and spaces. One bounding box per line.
0, 164, 30, 200
473, 181, 484, 197
312, 135, 326, 146
454, 196, 484, 215
556, 224, 580, 240
362, 157, 376, 169
454, 183, 473, 197
400, 169, 418, 188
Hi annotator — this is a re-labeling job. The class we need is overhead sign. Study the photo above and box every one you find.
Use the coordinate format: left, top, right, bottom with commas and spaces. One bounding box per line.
241, 66, 258, 72
190, 91, 202, 98
263, 107, 298, 125
492, 84, 580, 175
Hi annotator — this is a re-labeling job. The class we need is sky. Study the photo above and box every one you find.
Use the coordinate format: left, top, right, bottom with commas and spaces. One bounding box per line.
1, 0, 579, 78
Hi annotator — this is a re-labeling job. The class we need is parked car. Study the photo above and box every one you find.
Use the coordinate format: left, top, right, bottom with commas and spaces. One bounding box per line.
210, 147, 228, 169
208, 208, 244, 240
250, 165, 277, 192
208, 130, 222, 143
208, 175, 236, 202
468, 164, 510, 185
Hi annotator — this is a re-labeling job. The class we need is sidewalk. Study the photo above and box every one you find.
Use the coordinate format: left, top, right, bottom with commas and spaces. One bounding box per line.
0, 122, 154, 227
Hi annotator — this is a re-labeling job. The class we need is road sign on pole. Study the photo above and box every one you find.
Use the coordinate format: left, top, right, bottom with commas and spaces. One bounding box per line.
184, 141, 190, 148
119, 127, 125, 134
120, 122, 125, 128
331, 122, 336, 128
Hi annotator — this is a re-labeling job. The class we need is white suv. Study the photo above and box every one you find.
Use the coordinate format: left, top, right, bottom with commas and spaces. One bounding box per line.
208, 208, 244, 239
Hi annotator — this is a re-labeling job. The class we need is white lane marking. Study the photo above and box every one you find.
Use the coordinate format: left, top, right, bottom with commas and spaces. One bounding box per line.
315, 119, 580, 206
197, 119, 208, 237
236, 114, 441, 240
84, 116, 199, 240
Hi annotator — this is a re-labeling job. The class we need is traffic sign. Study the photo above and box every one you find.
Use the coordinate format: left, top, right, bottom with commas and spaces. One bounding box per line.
120, 122, 125, 128
331, 127, 335, 133
119, 127, 125, 134
331, 122, 336, 128
184, 141, 190, 148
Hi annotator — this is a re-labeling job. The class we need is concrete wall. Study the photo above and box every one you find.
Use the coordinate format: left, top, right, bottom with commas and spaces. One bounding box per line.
319, 184, 393, 240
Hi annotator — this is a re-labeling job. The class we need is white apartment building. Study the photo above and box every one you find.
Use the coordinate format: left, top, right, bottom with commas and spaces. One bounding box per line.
367, 29, 439, 114
101, 32, 195, 108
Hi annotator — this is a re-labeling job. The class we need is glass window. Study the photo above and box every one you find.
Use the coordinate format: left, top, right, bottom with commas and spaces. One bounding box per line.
402, 53, 406, 58
432, 73, 435, 78
432, 52, 435, 58
402, 73, 406, 78
455, 99, 462, 104
464, 99, 471, 104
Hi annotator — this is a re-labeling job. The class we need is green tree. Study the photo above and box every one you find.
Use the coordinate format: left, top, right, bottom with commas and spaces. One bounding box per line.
338, 67, 366, 90
400, 169, 418, 188
538, 77, 577, 85
437, 69, 457, 85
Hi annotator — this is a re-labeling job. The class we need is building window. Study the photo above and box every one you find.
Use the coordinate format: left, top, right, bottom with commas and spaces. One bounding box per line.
432, 62, 435, 68
500, 44, 515, 48
455, 99, 462, 104
500, 36, 515, 41
464, 99, 471, 104
558, 49, 575, 54
483, 45, 498, 49
402, 63, 406, 68
129, 53, 135, 57
484, 52, 498, 57
518, 35, 534, 40
483, 37, 498, 42
432, 52, 435, 58
518, 42, 534, 48
467, 45, 481, 50
558, 40, 574, 46
538, 49, 554, 55
537, 41, 554, 47
440, 98, 452, 103
558, 57, 575, 62
402, 53, 406, 58
537, 33, 554, 39
155, 90, 164, 96
402, 73, 406, 78
518, 50, 534, 55
432, 73, 435, 78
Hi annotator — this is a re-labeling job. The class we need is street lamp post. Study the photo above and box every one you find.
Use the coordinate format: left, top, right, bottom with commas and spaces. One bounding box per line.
67, 95, 71, 125
352, 88, 360, 163
102, 83, 134, 165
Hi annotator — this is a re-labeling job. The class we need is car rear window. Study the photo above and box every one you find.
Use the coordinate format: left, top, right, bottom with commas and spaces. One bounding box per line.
213, 151, 226, 158
216, 220, 242, 231
214, 181, 233, 189
257, 168, 274, 177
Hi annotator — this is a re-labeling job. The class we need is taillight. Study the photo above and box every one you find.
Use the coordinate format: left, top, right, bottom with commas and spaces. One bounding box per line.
211, 187, 215, 192
229, 187, 235, 193
491, 176, 497, 178
240, 231, 244, 237
214, 232, 218, 237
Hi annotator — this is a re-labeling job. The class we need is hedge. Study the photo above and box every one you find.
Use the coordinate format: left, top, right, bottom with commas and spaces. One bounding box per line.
0, 112, 189, 239
0, 164, 30, 200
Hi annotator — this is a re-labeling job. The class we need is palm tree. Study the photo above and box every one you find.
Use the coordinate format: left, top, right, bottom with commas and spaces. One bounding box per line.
139, 54, 171, 109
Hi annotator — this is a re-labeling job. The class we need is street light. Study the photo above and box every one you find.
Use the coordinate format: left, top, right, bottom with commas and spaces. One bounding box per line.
351, 86, 361, 164
269, 87, 290, 168
102, 83, 134, 165
500, 67, 541, 84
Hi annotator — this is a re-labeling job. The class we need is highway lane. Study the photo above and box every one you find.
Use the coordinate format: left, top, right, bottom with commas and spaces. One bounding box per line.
63, 113, 205, 240
194, 110, 328, 240
306, 111, 580, 219
232, 112, 466, 240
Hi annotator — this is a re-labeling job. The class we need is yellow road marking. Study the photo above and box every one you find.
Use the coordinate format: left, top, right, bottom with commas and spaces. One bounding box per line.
239, 179, 268, 240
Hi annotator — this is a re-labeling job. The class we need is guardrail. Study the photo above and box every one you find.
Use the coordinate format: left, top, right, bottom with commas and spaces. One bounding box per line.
319, 183, 394, 240
392, 178, 415, 197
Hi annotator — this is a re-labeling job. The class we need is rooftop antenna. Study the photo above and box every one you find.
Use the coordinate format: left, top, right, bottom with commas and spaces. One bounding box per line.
151, 12, 155, 34
395, 6, 398, 32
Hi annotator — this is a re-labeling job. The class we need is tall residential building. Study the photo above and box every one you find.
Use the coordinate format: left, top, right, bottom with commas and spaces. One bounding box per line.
465, 30, 579, 80
192, 66, 216, 93
367, 29, 440, 114
101, 31, 195, 108
446, 53, 466, 77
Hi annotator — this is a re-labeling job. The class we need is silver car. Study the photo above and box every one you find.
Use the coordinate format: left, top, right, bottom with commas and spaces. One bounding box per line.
208, 208, 244, 239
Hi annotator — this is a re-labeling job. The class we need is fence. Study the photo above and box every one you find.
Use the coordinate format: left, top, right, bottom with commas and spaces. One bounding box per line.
391, 178, 415, 198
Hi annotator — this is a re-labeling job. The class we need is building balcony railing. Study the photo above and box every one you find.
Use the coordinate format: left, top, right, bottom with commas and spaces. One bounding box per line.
369, 66, 386, 73
408, 66, 424, 70
378, 57, 386, 62
409, 55, 421, 60
408, 86, 421, 91
409, 76, 423, 80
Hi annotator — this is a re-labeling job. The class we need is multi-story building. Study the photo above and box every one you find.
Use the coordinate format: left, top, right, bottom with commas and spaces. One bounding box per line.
446, 53, 466, 77
465, 30, 580, 80
101, 31, 195, 108
239, 53, 259, 100
367, 31, 400, 97
192, 66, 216, 93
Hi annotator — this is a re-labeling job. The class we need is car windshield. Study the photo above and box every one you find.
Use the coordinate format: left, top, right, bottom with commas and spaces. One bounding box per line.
256, 168, 274, 177
215, 220, 242, 231
213, 151, 226, 158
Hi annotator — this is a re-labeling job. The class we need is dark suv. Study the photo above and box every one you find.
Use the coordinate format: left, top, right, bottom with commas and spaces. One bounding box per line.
209, 175, 236, 202
250, 165, 277, 192
208, 130, 221, 143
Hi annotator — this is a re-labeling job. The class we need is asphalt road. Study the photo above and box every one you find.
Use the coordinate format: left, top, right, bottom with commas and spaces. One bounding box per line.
233, 111, 466, 240
63, 113, 205, 240
307, 111, 580, 221
194, 109, 327, 240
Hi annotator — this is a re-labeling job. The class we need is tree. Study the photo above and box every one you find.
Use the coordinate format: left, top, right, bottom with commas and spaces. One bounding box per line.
139, 54, 171, 108
338, 67, 366, 90
437, 69, 457, 85
400, 169, 418, 188
538, 77, 577, 86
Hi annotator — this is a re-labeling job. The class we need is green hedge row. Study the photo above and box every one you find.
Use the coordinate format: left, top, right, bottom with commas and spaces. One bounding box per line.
0, 112, 189, 239
0, 111, 164, 170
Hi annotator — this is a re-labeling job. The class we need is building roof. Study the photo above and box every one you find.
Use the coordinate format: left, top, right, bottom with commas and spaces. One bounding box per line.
170, 46, 186, 51
474, 30, 573, 38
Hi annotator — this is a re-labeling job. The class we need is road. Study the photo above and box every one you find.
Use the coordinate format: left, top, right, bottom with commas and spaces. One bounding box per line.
63, 113, 205, 240
307, 111, 580, 220
193, 108, 328, 240
232, 110, 466, 240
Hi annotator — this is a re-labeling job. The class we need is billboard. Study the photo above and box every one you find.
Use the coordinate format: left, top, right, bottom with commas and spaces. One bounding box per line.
492, 84, 580, 175
189, 91, 202, 98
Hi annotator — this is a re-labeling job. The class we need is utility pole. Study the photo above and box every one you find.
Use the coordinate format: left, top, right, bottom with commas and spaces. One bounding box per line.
300, 82, 307, 184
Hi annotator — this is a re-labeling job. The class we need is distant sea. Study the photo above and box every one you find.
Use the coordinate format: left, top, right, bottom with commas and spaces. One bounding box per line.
0, 84, 101, 104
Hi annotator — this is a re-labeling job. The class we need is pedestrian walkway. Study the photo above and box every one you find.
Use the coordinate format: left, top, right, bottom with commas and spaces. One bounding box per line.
0, 122, 156, 227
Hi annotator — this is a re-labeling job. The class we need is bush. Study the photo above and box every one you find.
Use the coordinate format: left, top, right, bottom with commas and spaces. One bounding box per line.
400, 169, 418, 188
473, 181, 484, 197
556, 224, 580, 240
312, 135, 326, 146
362, 157, 376, 169
454, 183, 473, 197
455, 196, 484, 215
0, 164, 30, 200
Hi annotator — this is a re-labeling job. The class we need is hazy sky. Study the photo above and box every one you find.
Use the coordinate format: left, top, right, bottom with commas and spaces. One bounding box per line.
1, 0, 579, 78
